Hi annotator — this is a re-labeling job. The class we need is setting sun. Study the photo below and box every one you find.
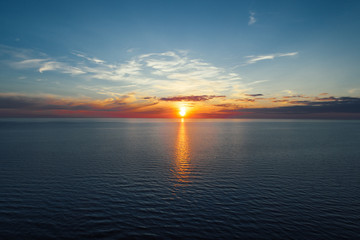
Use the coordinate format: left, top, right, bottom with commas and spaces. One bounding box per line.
179, 107, 186, 117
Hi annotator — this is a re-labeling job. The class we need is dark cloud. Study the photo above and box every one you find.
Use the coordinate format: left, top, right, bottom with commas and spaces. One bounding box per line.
236, 98, 256, 102
245, 94, 263, 97
160, 95, 225, 102
0, 94, 157, 116
214, 103, 237, 108
309, 97, 359, 105
315, 96, 337, 101
233, 96, 360, 119
0, 95, 42, 109
272, 97, 357, 105
272, 100, 288, 103
287, 100, 312, 105
282, 95, 306, 99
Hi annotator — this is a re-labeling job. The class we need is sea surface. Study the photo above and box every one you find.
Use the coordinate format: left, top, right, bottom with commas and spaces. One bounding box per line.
0, 118, 359, 239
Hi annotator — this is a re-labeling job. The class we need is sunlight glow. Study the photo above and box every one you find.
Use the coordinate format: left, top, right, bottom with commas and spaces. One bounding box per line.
179, 107, 186, 117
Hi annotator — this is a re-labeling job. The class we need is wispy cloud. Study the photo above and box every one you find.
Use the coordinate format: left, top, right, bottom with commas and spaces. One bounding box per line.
349, 88, 360, 94
12, 58, 48, 68
126, 48, 138, 53
72, 50, 105, 64
248, 11, 256, 25
5, 46, 243, 97
245, 52, 298, 65
278, 52, 298, 57
246, 80, 269, 86
2, 45, 86, 76
0, 44, 42, 59
11, 58, 86, 75
159, 95, 225, 102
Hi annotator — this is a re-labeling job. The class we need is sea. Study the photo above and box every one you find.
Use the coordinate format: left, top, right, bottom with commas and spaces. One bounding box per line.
0, 118, 359, 239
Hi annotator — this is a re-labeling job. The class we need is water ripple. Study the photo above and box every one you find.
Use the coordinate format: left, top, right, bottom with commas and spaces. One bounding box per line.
0, 119, 359, 239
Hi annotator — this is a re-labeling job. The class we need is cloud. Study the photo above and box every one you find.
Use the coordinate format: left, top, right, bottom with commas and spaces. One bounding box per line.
248, 11, 256, 25
246, 80, 269, 86
236, 98, 256, 102
271, 96, 354, 105
278, 52, 298, 57
1, 92, 359, 119
245, 94, 263, 97
282, 89, 295, 95
0, 93, 156, 112
138, 51, 226, 81
282, 95, 306, 99
127, 48, 138, 53
38, 61, 63, 73
37, 61, 85, 75
315, 96, 337, 101
236, 97, 360, 116
72, 51, 105, 64
0, 44, 41, 59
5, 46, 242, 97
159, 95, 226, 102
245, 52, 298, 65
214, 103, 237, 108
12, 58, 48, 69
349, 88, 360, 94
11, 56, 85, 75
266, 97, 360, 114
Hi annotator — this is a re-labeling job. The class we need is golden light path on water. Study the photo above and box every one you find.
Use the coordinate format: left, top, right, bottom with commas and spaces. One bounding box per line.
173, 118, 191, 185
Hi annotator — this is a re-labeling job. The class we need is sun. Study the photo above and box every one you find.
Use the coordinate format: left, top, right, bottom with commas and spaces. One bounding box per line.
179, 107, 186, 117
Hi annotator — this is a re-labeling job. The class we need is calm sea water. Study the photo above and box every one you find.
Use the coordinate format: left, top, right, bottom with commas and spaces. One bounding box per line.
0, 118, 359, 239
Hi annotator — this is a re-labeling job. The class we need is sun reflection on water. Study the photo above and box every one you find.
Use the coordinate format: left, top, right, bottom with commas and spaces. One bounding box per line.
173, 118, 191, 185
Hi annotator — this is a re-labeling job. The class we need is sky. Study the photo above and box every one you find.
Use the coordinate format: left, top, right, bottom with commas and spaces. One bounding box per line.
0, 0, 360, 118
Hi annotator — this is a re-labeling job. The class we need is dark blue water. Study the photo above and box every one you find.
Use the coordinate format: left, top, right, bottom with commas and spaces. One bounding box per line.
0, 118, 359, 239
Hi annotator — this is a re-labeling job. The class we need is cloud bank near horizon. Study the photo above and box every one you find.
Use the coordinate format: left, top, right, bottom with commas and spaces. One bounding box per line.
1, 93, 360, 119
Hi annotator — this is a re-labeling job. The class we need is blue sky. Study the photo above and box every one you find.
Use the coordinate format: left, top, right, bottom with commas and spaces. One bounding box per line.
0, 0, 359, 118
